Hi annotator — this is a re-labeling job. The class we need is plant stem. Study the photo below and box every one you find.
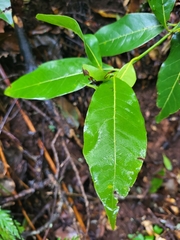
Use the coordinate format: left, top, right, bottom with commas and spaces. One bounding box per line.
86, 84, 97, 90
130, 24, 179, 65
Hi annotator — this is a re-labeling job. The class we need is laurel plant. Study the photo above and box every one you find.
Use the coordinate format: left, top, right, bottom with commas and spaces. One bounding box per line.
3, 0, 180, 229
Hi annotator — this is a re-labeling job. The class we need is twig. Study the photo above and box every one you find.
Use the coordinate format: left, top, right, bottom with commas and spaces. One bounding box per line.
31, 201, 53, 225
60, 155, 70, 180
62, 182, 87, 234
22, 99, 54, 125
0, 73, 20, 82
0, 139, 42, 240
0, 99, 17, 134
37, 139, 57, 174
1, 129, 21, 146
22, 213, 60, 238
51, 128, 61, 179
62, 140, 90, 235
18, 199, 42, 240
0, 141, 10, 175
0, 178, 51, 205
65, 192, 97, 201
42, 168, 61, 239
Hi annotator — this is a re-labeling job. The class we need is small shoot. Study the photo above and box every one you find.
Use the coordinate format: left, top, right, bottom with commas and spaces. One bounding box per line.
163, 154, 173, 171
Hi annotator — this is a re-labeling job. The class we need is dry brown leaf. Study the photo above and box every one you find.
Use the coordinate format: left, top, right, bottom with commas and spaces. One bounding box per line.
170, 205, 179, 215
142, 220, 154, 236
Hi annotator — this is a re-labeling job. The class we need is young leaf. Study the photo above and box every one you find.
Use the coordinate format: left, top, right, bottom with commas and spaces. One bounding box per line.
128, 233, 144, 240
82, 64, 113, 81
0, 1, 13, 26
83, 79, 147, 228
153, 225, 163, 234
36, 14, 84, 40
163, 154, 172, 171
148, 0, 176, 28
116, 63, 136, 87
95, 13, 164, 57
150, 177, 163, 193
5, 58, 91, 99
156, 33, 180, 122
84, 34, 102, 68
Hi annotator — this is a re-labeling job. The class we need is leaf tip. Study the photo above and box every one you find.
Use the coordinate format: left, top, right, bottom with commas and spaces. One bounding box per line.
105, 205, 119, 230
4, 87, 11, 97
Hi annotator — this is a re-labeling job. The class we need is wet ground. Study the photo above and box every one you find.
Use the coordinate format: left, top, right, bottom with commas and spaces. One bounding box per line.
0, 0, 180, 239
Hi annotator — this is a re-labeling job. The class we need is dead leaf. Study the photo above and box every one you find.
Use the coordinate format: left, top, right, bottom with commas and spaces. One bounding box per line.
142, 220, 154, 236
0, 177, 15, 196
54, 97, 83, 129
170, 205, 179, 215
174, 230, 180, 239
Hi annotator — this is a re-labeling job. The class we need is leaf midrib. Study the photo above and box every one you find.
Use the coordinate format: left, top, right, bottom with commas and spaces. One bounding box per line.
85, 43, 101, 68
98, 24, 162, 46
113, 77, 117, 198
160, 72, 180, 110
9, 72, 85, 92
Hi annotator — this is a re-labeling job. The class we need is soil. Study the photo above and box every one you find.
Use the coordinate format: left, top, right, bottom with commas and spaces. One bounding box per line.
0, 1, 180, 240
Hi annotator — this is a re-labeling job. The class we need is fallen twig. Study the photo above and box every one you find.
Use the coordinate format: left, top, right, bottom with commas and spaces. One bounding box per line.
0, 99, 17, 134
0, 178, 51, 205
51, 128, 62, 179
62, 139, 90, 236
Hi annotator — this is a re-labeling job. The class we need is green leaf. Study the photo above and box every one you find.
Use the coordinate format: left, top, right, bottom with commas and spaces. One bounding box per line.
128, 233, 145, 240
148, 0, 176, 28
150, 177, 163, 193
95, 13, 164, 57
163, 154, 172, 171
116, 63, 136, 87
0, 1, 13, 26
156, 33, 180, 122
158, 168, 165, 177
82, 63, 113, 81
153, 225, 163, 234
83, 79, 147, 228
130, 234, 145, 240
36, 14, 84, 40
84, 34, 102, 68
36, 15, 102, 68
5, 58, 90, 99
144, 236, 154, 240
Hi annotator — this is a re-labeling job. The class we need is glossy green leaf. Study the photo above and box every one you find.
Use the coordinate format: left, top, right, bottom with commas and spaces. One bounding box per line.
0, 1, 13, 26
82, 64, 113, 81
83, 79, 147, 228
95, 13, 164, 57
5, 58, 91, 99
84, 34, 102, 68
116, 63, 136, 87
36, 14, 84, 40
156, 33, 180, 122
148, 0, 175, 27
36, 15, 102, 68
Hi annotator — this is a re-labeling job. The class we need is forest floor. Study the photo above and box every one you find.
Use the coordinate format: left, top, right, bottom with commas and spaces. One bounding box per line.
0, 0, 180, 239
